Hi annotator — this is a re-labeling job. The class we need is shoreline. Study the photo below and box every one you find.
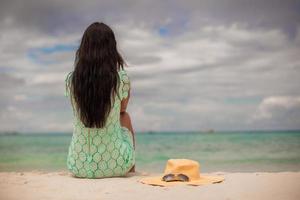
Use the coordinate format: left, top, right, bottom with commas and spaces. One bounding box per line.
2, 166, 300, 173
1, 171, 300, 200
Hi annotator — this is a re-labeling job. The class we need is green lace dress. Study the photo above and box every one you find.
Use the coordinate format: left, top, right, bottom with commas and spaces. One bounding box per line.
64, 69, 135, 178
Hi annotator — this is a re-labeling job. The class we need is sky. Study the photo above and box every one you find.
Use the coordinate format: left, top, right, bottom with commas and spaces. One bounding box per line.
0, 0, 300, 133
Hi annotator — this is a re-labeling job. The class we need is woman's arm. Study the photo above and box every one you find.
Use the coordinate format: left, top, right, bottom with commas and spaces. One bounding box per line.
120, 89, 130, 113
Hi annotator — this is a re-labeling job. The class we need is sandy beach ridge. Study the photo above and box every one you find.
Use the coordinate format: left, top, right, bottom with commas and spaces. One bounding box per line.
0, 170, 299, 200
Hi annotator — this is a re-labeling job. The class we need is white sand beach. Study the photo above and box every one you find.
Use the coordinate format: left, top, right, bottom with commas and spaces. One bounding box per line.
0, 171, 299, 200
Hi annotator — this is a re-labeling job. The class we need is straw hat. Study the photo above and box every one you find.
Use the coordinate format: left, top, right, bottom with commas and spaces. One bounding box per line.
139, 159, 225, 186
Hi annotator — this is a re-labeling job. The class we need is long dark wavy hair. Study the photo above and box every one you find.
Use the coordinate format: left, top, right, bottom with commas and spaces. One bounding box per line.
68, 22, 125, 128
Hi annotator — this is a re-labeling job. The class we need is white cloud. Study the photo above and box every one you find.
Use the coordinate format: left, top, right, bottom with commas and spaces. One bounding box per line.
254, 96, 300, 120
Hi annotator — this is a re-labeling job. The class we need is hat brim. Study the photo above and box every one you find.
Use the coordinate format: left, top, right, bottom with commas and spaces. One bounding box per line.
139, 174, 225, 187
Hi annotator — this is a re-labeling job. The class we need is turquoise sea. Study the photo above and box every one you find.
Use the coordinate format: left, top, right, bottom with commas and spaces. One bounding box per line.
0, 131, 300, 172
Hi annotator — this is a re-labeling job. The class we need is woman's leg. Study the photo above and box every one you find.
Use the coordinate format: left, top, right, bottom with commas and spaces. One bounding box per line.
120, 111, 135, 172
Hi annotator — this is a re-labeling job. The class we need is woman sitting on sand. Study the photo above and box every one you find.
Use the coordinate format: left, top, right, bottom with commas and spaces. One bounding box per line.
65, 22, 135, 178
